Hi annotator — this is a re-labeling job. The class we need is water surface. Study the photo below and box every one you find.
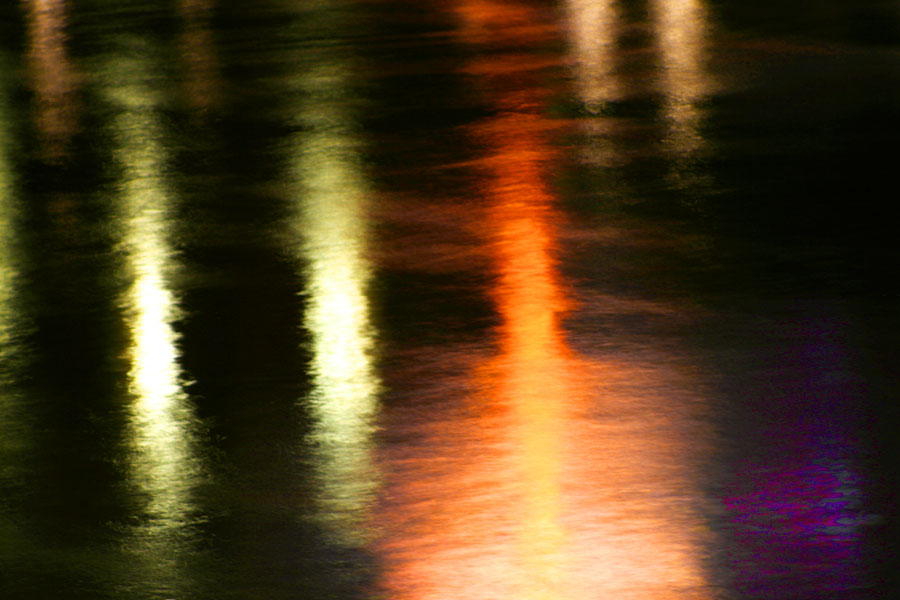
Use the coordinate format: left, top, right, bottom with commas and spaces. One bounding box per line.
2, 0, 899, 598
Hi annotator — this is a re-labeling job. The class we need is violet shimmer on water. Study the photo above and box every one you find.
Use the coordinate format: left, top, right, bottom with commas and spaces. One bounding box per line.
1, 1, 899, 599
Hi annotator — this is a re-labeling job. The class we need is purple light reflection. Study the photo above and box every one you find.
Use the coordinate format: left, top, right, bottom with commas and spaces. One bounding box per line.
725, 455, 867, 597
722, 315, 873, 598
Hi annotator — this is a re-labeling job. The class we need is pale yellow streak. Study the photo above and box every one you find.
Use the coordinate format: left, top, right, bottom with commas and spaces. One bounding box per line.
103, 49, 198, 534
564, 0, 620, 112
0, 69, 18, 352
0, 56, 34, 562
562, 0, 625, 167
23, 0, 78, 162
652, 0, 710, 159
292, 61, 379, 546
0, 54, 26, 441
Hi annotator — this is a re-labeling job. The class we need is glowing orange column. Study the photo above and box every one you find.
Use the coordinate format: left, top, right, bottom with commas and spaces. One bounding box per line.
373, 1, 715, 598
373, 2, 576, 598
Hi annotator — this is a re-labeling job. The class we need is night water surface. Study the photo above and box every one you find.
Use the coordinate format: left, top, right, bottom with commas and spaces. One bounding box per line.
2, 1, 899, 598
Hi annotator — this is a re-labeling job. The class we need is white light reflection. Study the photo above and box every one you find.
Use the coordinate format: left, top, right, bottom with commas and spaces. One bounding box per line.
102, 45, 201, 571
22, 0, 78, 162
652, 0, 712, 175
564, 0, 621, 113
291, 58, 380, 547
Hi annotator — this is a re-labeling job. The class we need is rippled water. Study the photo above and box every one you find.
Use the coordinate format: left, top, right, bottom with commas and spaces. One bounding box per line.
2, 1, 899, 598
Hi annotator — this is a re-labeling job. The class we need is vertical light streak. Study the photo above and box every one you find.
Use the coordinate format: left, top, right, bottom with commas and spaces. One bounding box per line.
0, 67, 19, 357
651, 0, 711, 169
102, 46, 200, 569
482, 115, 572, 600
22, 0, 78, 162
561, 0, 624, 168
0, 54, 30, 476
374, 2, 715, 598
291, 58, 379, 547
563, 0, 621, 113
375, 3, 574, 598
481, 120, 714, 600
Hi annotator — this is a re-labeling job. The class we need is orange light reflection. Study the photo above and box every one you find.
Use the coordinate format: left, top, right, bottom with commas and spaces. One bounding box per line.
481, 115, 572, 600
374, 1, 714, 598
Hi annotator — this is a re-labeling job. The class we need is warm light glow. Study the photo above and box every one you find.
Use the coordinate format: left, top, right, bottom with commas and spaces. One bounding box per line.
23, 0, 78, 161
375, 2, 714, 598
561, 0, 625, 167
564, 0, 621, 112
652, 0, 711, 165
291, 59, 380, 547
453, 0, 555, 45
103, 49, 200, 544
485, 119, 571, 600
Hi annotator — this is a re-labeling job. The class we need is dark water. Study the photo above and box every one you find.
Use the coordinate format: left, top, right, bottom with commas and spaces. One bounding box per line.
2, 1, 899, 598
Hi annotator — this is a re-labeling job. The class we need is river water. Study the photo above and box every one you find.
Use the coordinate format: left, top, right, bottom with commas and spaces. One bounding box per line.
1, 1, 899, 598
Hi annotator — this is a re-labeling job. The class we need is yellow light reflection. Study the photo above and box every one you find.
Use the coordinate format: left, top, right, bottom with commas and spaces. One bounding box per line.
375, 2, 714, 598
291, 59, 380, 547
103, 47, 201, 556
178, 0, 219, 113
23, 0, 78, 162
562, 0, 625, 168
652, 0, 711, 169
564, 0, 621, 113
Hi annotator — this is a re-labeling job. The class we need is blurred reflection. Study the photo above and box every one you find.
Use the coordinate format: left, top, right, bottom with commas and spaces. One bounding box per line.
0, 70, 21, 360
22, 0, 78, 162
291, 55, 380, 547
478, 110, 573, 600
178, 0, 219, 113
0, 55, 31, 494
375, 2, 714, 598
564, 0, 621, 113
102, 43, 203, 585
651, 0, 712, 178
562, 0, 625, 168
